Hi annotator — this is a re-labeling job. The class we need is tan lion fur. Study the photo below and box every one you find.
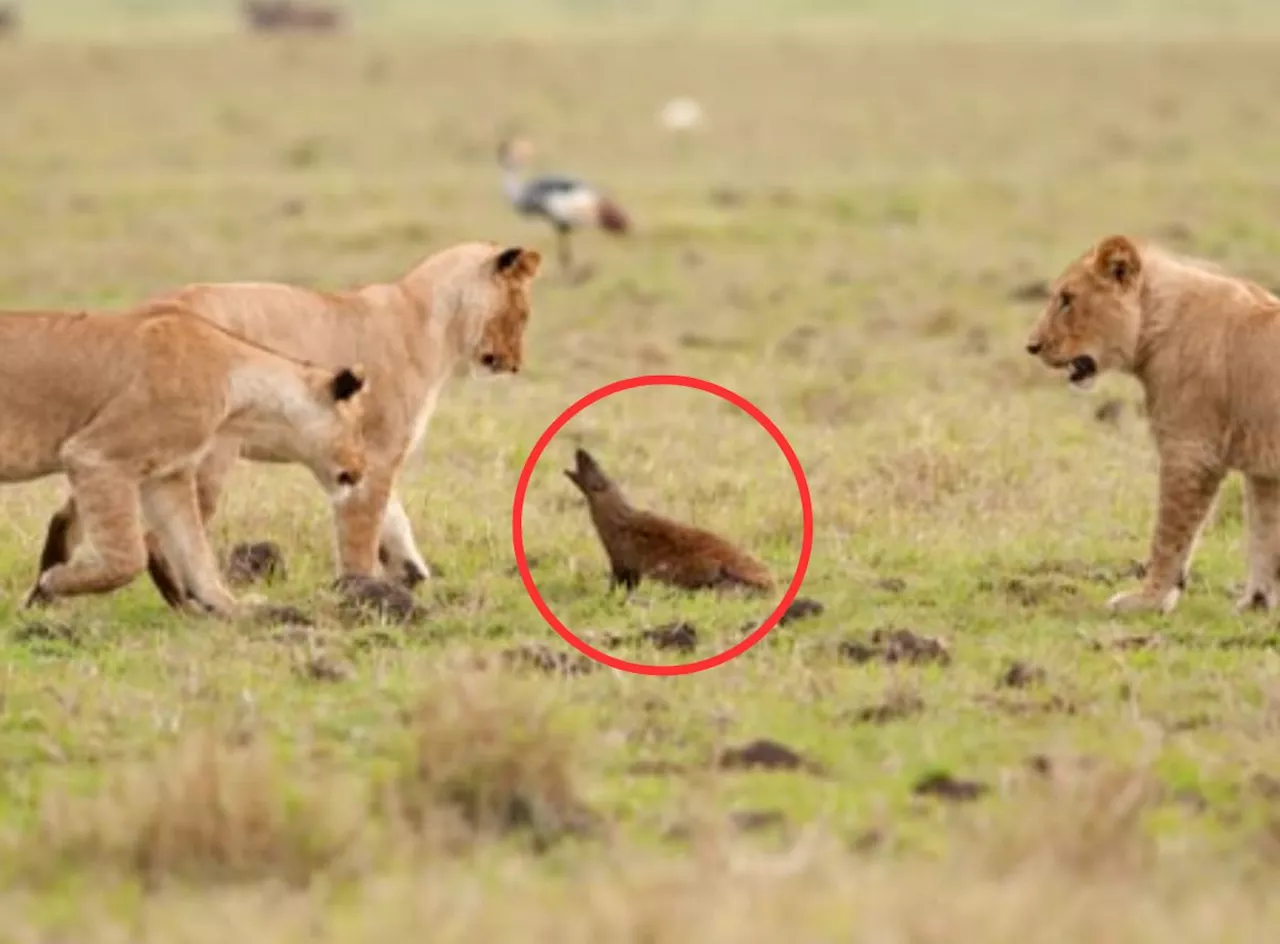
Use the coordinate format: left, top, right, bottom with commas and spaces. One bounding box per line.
3, 302, 369, 617
1026, 233, 1280, 615
35, 240, 540, 609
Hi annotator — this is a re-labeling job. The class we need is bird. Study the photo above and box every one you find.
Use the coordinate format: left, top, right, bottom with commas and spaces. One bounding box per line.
497, 136, 630, 277
563, 447, 775, 595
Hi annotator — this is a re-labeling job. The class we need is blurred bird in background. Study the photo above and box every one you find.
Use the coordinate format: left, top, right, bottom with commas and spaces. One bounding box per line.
497, 136, 631, 279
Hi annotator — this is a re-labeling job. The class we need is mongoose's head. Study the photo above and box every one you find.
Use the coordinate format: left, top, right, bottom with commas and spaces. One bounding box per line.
563, 448, 615, 498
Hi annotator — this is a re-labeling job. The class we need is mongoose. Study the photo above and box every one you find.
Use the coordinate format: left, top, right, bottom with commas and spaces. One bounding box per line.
563, 448, 775, 594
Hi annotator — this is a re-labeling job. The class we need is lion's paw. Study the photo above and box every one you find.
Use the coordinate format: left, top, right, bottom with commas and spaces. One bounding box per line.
1107, 586, 1181, 615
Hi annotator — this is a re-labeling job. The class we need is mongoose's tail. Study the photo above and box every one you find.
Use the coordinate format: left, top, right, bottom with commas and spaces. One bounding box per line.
721, 556, 775, 593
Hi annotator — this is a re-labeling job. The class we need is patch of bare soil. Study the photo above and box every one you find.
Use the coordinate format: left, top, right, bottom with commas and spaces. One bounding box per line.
224, 541, 287, 586
499, 643, 599, 677
913, 771, 990, 803
838, 628, 952, 667
847, 688, 925, 725
998, 660, 1046, 689
875, 576, 907, 593
716, 738, 827, 776
333, 574, 427, 625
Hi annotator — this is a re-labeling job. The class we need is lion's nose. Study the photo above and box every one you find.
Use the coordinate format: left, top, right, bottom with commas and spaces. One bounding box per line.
1026, 342, 1043, 355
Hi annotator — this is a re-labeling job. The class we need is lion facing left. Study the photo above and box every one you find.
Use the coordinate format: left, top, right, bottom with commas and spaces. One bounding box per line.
1026, 233, 1280, 615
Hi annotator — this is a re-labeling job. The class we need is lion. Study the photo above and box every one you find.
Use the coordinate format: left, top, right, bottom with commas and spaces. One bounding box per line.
0, 302, 368, 617
1025, 233, 1280, 615
31, 241, 541, 611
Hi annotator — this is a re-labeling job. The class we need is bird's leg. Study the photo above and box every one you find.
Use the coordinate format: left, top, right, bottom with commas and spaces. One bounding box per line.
556, 225, 575, 276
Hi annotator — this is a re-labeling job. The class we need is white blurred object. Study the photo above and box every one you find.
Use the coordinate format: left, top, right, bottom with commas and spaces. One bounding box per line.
659, 97, 704, 132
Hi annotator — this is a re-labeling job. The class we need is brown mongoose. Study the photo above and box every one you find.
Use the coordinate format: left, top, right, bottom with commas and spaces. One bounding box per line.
563, 448, 775, 594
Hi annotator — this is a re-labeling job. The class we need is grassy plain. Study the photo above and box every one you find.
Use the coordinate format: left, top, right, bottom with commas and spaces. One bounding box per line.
5, 2, 1280, 939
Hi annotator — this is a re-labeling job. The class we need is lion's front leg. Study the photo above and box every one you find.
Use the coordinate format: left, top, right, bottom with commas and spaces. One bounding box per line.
333, 466, 395, 580
376, 491, 432, 588
1108, 455, 1224, 615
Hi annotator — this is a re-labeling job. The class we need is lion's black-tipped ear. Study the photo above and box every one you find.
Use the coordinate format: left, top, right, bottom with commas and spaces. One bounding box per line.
330, 365, 366, 402
1094, 235, 1141, 287
496, 247, 523, 271
493, 246, 542, 279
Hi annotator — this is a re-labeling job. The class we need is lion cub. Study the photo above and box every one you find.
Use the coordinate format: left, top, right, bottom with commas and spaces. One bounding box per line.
1026, 234, 1280, 615
2, 303, 369, 617
564, 448, 775, 594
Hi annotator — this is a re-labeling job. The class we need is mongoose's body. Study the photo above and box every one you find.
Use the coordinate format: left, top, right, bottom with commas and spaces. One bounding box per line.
563, 448, 774, 593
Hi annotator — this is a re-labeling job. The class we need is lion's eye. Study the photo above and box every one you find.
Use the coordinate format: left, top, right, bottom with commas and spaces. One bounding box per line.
1058, 291, 1073, 312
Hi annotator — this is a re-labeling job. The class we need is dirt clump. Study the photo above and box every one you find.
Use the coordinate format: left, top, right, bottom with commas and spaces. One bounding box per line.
334, 574, 427, 624
716, 738, 827, 776
640, 622, 698, 652
499, 643, 599, 677
998, 660, 1046, 689
913, 771, 989, 803
849, 688, 925, 725
13, 620, 82, 648
838, 628, 951, 667
224, 541, 287, 586
778, 597, 825, 626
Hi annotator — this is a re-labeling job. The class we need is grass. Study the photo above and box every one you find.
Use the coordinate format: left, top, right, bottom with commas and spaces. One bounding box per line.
5, 2, 1280, 939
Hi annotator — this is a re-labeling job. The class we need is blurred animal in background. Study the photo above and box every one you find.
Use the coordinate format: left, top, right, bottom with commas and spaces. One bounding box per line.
242, 0, 345, 34
498, 136, 631, 279
564, 448, 775, 595
658, 97, 704, 133
0, 4, 20, 37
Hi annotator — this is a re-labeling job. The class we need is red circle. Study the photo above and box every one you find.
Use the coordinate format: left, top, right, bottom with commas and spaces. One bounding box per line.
510, 374, 813, 676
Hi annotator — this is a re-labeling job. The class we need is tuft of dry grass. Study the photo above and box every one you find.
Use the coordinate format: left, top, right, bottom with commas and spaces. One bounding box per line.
14, 730, 365, 888
382, 674, 603, 853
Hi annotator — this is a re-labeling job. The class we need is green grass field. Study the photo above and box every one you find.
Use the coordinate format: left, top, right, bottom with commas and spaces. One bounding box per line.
5, 1, 1280, 939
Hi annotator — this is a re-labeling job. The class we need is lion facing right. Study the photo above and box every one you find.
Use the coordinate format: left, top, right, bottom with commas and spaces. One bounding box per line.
1025, 233, 1280, 615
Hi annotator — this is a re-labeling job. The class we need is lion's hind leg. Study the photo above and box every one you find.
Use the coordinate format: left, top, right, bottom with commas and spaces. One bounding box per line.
26, 470, 147, 607
1236, 474, 1280, 612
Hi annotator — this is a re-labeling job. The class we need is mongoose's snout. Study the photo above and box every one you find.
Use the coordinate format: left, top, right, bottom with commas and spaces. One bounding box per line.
564, 447, 610, 494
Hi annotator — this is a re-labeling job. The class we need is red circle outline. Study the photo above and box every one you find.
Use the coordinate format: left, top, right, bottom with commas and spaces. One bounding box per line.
510, 374, 813, 676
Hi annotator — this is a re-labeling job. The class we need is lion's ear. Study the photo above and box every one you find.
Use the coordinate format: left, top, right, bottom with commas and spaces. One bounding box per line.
492, 247, 542, 280
1094, 235, 1141, 287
